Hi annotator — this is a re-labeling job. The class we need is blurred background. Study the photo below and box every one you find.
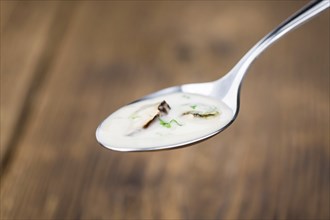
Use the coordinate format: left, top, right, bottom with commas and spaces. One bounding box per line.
1, 1, 329, 219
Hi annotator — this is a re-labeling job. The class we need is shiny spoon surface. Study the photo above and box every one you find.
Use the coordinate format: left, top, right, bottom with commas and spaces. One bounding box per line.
96, 0, 329, 152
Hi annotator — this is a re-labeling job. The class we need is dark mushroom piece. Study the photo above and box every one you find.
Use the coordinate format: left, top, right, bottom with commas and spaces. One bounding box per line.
143, 101, 171, 128
182, 111, 219, 118
182, 104, 220, 118
126, 101, 171, 136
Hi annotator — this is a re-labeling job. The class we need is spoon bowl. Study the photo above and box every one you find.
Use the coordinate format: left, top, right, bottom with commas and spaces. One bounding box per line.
96, 0, 329, 152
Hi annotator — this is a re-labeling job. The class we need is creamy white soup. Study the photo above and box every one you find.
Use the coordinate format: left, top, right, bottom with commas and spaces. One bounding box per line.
96, 92, 233, 150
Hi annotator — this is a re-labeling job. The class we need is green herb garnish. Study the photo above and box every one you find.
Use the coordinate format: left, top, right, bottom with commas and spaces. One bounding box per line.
159, 118, 171, 128
169, 119, 182, 126
129, 114, 140, 120
159, 118, 182, 128
190, 104, 197, 109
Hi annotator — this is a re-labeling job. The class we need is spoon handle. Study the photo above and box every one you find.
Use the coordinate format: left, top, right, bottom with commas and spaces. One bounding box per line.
226, 0, 329, 88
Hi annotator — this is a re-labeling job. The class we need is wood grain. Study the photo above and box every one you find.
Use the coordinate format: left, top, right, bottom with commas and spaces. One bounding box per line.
0, 1, 76, 168
1, 1, 329, 219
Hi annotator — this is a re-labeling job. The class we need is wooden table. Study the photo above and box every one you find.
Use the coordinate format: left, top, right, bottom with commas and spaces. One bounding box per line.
1, 1, 329, 219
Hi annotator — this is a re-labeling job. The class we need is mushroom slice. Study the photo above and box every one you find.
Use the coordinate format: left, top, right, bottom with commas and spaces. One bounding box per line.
182, 111, 219, 118
143, 101, 171, 128
182, 103, 220, 118
127, 101, 171, 135
158, 100, 171, 114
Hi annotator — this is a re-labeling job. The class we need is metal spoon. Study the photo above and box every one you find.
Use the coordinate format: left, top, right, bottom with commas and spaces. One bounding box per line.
96, 0, 329, 151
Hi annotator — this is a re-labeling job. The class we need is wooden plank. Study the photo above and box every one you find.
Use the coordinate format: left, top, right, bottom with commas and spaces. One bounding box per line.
1, 1, 57, 165
0, 2, 76, 169
0, 0, 18, 32
1, 1, 329, 219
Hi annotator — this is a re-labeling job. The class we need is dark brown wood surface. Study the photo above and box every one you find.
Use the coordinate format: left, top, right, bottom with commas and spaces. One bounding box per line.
1, 1, 329, 219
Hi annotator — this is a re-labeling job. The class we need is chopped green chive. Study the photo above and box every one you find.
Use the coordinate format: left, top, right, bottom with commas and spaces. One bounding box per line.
169, 119, 183, 126
129, 115, 140, 119
159, 118, 182, 128
159, 118, 171, 128
190, 104, 197, 109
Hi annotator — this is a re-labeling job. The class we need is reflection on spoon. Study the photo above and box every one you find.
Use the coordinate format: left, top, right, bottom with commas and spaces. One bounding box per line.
96, 1, 329, 152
